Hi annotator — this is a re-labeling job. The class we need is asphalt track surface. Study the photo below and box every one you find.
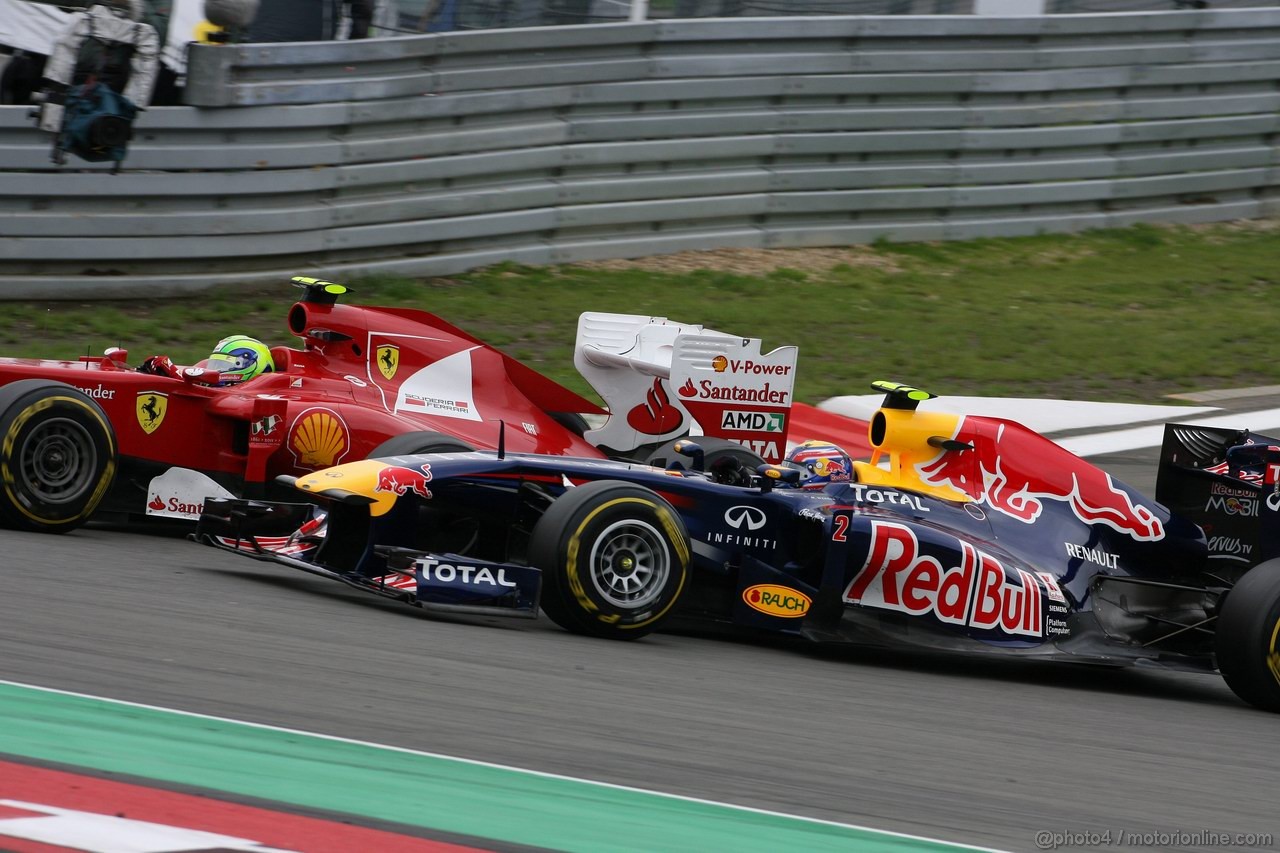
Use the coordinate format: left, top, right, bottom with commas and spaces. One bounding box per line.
1, 443, 1278, 852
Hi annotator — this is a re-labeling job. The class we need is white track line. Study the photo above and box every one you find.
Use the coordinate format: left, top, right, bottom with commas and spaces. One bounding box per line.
0, 679, 1013, 853
1061, 406, 1280, 458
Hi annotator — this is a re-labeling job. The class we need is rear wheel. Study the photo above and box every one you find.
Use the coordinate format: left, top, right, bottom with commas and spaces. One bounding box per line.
367, 430, 474, 458
1216, 558, 1280, 712
0, 380, 117, 533
528, 481, 690, 640
644, 437, 766, 485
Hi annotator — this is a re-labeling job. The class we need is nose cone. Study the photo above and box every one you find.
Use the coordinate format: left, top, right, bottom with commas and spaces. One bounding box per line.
294, 459, 406, 517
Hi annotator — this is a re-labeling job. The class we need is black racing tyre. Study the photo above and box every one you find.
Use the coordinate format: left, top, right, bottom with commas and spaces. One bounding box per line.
0, 380, 117, 533
548, 411, 590, 437
1216, 558, 1280, 712
644, 437, 767, 485
367, 431, 475, 458
528, 480, 690, 640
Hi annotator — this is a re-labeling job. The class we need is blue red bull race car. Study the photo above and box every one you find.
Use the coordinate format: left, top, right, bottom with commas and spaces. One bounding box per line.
195, 382, 1280, 712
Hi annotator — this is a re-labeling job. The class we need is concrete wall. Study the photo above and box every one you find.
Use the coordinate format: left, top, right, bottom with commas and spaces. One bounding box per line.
2, 9, 1278, 297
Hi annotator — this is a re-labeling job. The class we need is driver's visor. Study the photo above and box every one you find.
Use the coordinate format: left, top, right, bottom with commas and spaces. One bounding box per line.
207, 353, 251, 373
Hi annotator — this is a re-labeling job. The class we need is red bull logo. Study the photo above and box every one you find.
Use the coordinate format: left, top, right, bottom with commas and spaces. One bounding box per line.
917, 417, 1164, 542
845, 521, 1063, 639
374, 463, 434, 499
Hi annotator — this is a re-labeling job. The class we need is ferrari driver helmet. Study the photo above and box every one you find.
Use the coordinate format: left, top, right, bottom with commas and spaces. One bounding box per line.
207, 335, 274, 384
784, 440, 853, 489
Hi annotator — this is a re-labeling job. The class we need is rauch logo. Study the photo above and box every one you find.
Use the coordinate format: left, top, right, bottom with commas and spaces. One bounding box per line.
743, 584, 810, 618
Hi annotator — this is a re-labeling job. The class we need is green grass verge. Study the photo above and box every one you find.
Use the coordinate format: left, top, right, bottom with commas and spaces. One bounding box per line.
8, 221, 1279, 406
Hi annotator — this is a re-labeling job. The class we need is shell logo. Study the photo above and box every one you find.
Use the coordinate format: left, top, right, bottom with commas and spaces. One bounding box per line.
743, 584, 811, 618
712, 355, 729, 373
288, 407, 350, 468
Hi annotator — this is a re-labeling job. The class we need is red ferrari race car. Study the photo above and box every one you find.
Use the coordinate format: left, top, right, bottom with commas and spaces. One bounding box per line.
0, 277, 799, 533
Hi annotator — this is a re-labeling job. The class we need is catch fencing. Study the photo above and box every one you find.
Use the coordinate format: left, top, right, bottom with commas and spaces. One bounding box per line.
2, 9, 1279, 297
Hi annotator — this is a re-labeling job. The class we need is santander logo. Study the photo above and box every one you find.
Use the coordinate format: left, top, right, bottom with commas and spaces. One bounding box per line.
626, 378, 684, 436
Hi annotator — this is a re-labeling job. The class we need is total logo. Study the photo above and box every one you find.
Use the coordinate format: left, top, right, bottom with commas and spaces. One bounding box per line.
844, 520, 1067, 639
416, 556, 517, 587
743, 584, 810, 618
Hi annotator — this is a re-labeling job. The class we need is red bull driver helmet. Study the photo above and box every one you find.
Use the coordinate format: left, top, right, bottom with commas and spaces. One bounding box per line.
784, 440, 853, 489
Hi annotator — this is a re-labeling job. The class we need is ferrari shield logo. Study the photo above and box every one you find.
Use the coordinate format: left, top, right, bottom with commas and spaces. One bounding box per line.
376, 345, 400, 380
136, 392, 168, 435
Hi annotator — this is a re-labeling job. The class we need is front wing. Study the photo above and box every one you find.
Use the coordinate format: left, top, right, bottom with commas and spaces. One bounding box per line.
195, 498, 541, 619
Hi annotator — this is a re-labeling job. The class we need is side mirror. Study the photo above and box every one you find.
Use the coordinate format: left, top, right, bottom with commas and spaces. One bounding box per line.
758, 464, 800, 493
673, 439, 705, 472
183, 367, 223, 385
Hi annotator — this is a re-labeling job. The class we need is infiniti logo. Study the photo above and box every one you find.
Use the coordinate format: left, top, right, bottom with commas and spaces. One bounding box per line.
725, 505, 766, 531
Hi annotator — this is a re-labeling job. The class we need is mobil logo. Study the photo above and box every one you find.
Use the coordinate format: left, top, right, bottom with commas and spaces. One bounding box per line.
917, 416, 1165, 542
844, 521, 1052, 639
374, 463, 433, 499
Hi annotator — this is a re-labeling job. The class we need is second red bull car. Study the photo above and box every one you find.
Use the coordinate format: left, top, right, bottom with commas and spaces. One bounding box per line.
195, 382, 1280, 713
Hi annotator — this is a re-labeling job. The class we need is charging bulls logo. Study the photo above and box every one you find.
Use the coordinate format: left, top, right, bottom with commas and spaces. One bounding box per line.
374, 463, 433, 499
919, 416, 1165, 542
136, 392, 168, 434
376, 345, 400, 380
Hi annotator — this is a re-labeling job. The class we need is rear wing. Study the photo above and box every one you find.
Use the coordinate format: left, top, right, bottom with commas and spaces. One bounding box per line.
1156, 423, 1280, 570
575, 312, 797, 462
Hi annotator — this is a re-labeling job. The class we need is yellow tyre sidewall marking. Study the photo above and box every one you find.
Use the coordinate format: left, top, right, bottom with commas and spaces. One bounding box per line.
1, 396, 116, 525
564, 496, 689, 630
1267, 616, 1280, 687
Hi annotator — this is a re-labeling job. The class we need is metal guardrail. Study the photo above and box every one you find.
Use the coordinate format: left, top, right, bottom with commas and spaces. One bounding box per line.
2, 10, 1279, 297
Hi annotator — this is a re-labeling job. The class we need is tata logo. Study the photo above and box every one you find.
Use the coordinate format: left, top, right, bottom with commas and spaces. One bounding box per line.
725, 505, 766, 530
743, 584, 810, 618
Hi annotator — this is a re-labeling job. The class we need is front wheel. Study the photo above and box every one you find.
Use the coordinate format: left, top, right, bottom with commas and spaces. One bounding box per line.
0, 380, 118, 533
1216, 558, 1280, 712
367, 430, 474, 458
528, 481, 690, 640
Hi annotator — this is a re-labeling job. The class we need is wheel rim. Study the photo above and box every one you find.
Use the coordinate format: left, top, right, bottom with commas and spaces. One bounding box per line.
19, 416, 98, 505
588, 518, 670, 610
